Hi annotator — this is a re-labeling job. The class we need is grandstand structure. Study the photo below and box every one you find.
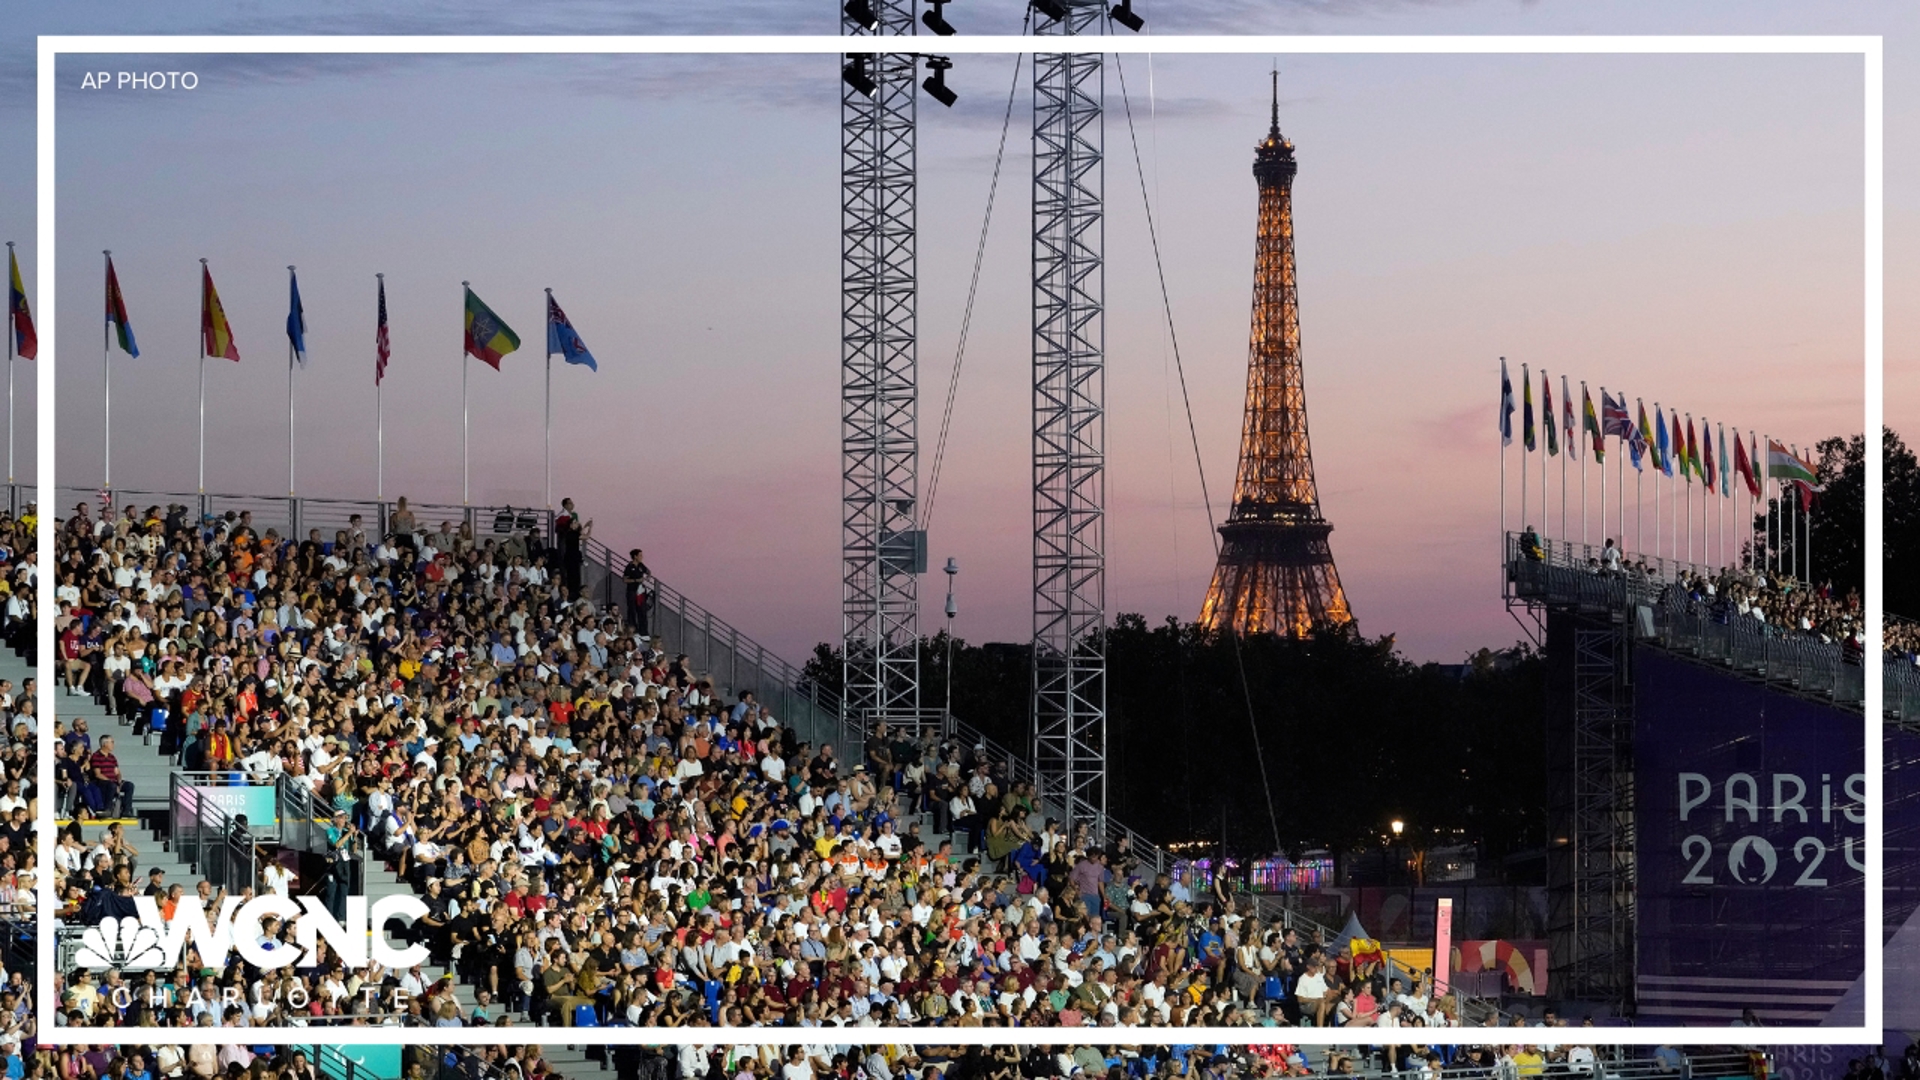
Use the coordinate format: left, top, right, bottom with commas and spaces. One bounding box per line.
1507, 532, 1905, 1020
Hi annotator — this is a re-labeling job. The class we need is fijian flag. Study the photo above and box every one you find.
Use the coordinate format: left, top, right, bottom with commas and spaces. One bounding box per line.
546, 291, 597, 372
375, 277, 390, 386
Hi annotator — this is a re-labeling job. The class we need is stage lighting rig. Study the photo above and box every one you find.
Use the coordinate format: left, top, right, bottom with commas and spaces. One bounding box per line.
843, 54, 878, 98
921, 56, 957, 107
1031, 0, 1068, 23
844, 0, 881, 31
922, 0, 957, 35
1108, 0, 1143, 30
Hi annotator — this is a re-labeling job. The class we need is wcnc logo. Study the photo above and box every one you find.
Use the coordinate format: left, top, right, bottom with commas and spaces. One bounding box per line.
74, 895, 431, 971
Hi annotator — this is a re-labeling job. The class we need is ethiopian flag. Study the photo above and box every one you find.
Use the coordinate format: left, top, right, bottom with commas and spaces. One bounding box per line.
464, 285, 520, 369
105, 255, 139, 357
201, 263, 239, 361
7, 247, 33, 360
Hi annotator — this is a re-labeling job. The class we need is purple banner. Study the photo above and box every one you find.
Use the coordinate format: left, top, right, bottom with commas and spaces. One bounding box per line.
1632, 650, 1864, 1023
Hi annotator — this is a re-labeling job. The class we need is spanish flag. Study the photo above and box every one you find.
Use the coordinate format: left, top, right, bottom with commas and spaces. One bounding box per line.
464, 285, 520, 369
6, 246, 33, 360
201, 263, 239, 361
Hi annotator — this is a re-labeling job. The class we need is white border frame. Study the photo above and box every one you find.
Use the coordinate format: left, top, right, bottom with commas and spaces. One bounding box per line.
34, 33, 1883, 1046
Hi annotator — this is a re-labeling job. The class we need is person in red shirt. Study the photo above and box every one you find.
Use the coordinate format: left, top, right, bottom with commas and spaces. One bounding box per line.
88, 735, 134, 818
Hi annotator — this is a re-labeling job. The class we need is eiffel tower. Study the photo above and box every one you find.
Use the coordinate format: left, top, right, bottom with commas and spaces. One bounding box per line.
1199, 74, 1354, 637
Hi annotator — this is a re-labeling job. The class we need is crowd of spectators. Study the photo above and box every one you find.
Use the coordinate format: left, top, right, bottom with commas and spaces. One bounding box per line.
1889, 617, 1920, 667
1518, 529, 1871, 652
2, 1041, 1770, 1080
46, 497, 1505, 1032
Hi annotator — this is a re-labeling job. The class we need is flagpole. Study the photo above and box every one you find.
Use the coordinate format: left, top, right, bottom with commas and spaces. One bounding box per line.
1653, 406, 1661, 562
4, 243, 12, 487
1520, 364, 1529, 539
199, 258, 210, 494
462, 282, 471, 506
376, 273, 385, 501
103, 250, 112, 491
288, 265, 297, 498
544, 288, 553, 511
1499, 359, 1507, 568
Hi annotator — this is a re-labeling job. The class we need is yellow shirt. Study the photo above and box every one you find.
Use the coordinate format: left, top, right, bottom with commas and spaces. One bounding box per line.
1512, 1052, 1545, 1077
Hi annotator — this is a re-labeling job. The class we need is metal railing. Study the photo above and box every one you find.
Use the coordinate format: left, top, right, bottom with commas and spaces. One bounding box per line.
166, 772, 260, 896
1505, 532, 1883, 712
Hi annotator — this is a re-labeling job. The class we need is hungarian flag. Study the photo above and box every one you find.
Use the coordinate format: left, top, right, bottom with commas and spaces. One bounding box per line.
463, 285, 520, 369
1734, 430, 1759, 496
6, 247, 33, 360
105, 255, 139, 357
375, 276, 390, 385
1541, 372, 1557, 456
1582, 383, 1603, 463
201, 264, 240, 361
1522, 364, 1535, 452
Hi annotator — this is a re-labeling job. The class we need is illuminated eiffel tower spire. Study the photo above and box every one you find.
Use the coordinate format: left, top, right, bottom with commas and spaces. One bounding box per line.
1199, 72, 1354, 637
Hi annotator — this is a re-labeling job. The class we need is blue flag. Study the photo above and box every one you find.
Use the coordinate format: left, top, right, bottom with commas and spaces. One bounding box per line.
1498, 357, 1514, 446
287, 270, 307, 366
1655, 405, 1672, 476
546, 292, 597, 371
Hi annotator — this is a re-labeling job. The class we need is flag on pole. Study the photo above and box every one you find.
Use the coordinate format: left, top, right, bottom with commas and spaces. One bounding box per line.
1701, 421, 1716, 491
1522, 365, 1535, 452
1767, 439, 1816, 485
287, 270, 307, 365
1561, 374, 1576, 462
375, 277, 391, 385
201, 264, 239, 361
1541, 373, 1557, 456
463, 285, 520, 369
1498, 359, 1515, 445
1685, 415, 1699, 481
1631, 399, 1651, 471
1734, 430, 1758, 496
6, 248, 34, 360
1655, 406, 1672, 476
546, 292, 598, 371
1728, 424, 1743, 499
1583, 384, 1604, 463
105, 255, 139, 357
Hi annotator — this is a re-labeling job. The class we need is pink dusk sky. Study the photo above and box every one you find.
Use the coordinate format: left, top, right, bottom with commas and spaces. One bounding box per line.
5, 0, 1914, 665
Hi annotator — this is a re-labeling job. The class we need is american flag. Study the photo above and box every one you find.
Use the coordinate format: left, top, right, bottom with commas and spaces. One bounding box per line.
374, 275, 390, 386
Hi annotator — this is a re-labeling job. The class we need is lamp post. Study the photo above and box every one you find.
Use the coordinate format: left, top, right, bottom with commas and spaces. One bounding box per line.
943, 557, 958, 738
1391, 818, 1405, 885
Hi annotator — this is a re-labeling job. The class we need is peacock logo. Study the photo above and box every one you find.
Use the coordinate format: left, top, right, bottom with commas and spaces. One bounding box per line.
73, 915, 167, 971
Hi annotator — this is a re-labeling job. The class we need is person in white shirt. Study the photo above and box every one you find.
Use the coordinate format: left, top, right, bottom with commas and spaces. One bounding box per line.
262, 861, 295, 898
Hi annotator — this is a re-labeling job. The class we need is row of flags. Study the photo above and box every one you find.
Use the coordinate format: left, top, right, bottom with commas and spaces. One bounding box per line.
100, 254, 600, 377
1498, 357, 1822, 510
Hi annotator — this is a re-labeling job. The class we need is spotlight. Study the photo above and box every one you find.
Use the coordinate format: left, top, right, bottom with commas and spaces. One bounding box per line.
1031, 0, 1068, 22
922, 0, 957, 36
921, 56, 956, 108
843, 55, 877, 99
1108, 0, 1143, 31
844, 0, 881, 30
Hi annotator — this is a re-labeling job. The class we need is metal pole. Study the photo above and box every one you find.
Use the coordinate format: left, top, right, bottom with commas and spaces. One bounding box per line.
104, 250, 112, 490
199, 258, 210, 494
376, 273, 385, 500
4, 241, 12, 487
545, 289, 553, 511
1520, 363, 1528, 536
462, 281, 470, 506
288, 265, 297, 497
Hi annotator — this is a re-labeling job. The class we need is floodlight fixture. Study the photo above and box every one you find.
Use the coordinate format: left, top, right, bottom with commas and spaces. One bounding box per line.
844, 0, 881, 31
1031, 0, 1068, 23
922, 0, 957, 36
843, 55, 877, 99
922, 56, 956, 108
1108, 0, 1144, 31
1391, 818, 1405, 837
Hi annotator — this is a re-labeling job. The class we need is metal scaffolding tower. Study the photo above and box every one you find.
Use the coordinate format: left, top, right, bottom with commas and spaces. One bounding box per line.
842, 1, 923, 734
1031, 0, 1107, 832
